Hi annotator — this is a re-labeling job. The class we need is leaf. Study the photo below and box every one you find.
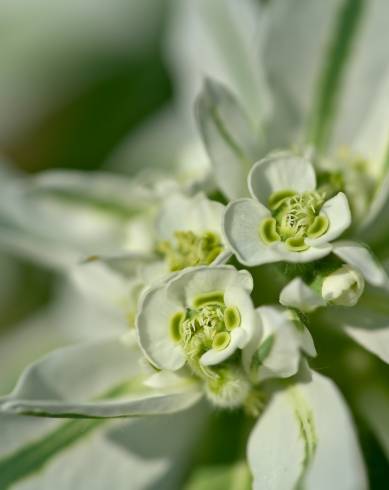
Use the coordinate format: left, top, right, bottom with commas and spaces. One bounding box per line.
167, 0, 269, 128
0, 170, 156, 269
247, 370, 367, 490
196, 78, 261, 199
0, 401, 209, 490
306, 0, 365, 151
325, 297, 389, 364
0, 336, 202, 418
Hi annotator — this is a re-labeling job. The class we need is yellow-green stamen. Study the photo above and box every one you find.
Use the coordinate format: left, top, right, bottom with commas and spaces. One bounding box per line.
268, 189, 297, 210
224, 306, 241, 331
169, 311, 185, 343
157, 230, 223, 272
259, 190, 326, 252
285, 236, 309, 252
170, 292, 243, 377
307, 215, 329, 239
259, 217, 281, 245
193, 291, 225, 308
212, 332, 231, 351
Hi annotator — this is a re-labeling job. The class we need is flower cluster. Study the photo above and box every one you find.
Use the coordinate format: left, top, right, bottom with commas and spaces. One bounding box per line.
1, 1, 389, 489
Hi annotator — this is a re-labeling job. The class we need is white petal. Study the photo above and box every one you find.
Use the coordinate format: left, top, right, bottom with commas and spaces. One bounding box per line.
200, 328, 247, 366
136, 283, 186, 371
332, 240, 389, 288
280, 278, 326, 312
248, 370, 367, 490
156, 192, 225, 241
255, 306, 316, 381
248, 156, 316, 205
166, 265, 253, 306
223, 198, 280, 266
306, 192, 351, 247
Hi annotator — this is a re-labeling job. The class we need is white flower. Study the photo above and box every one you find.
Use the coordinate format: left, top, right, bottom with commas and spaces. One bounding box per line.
223, 155, 351, 265
321, 265, 364, 307
154, 192, 229, 272
136, 265, 256, 372
244, 306, 316, 383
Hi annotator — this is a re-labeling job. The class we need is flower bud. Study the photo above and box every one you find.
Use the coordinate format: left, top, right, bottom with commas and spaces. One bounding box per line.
321, 265, 364, 306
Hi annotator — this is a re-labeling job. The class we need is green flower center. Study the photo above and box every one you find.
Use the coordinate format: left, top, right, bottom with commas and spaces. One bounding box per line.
259, 190, 329, 252
157, 230, 223, 272
168, 291, 241, 377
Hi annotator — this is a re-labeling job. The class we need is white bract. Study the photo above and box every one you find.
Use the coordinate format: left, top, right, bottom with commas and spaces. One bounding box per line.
280, 242, 389, 313
321, 265, 364, 307
224, 155, 351, 265
246, 306, 316, 382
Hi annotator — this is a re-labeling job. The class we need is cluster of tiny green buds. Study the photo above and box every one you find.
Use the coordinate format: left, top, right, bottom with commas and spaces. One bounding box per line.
259, 190, 328, 252
157, 230, 223, 271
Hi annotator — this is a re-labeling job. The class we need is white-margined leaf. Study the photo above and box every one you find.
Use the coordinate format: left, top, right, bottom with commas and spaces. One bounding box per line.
196, 78, 262, 199
247, 370, 367, 490
0, 336, 201, 418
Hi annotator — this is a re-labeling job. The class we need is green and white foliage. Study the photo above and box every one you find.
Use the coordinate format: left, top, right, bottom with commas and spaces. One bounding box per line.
248, 370, 367, 490
2, 0, 389, 488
